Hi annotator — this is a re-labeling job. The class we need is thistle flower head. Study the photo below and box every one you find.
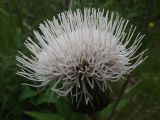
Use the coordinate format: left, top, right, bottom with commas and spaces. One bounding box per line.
17, 8, 147, 113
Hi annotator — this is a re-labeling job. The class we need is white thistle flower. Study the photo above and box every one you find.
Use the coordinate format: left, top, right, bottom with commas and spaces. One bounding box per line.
17, 8, 147, 112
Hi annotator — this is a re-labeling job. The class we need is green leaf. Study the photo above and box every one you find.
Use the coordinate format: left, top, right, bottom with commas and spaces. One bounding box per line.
55, 98, 71, 119
36, 91, 57, 105
125, 79, 142, 94
24, 111, 65, 120
20, 87, 37, 100
100, 97, 130, 119
0, 8, 9, 16
99, 102, 115, 119
116, 98, 130, 110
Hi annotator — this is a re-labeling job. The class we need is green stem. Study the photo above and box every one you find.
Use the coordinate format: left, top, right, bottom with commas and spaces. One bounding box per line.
108, 79, 129, 120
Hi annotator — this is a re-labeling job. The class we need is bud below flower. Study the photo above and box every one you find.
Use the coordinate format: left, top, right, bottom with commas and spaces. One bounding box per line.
70, 78, 110, 114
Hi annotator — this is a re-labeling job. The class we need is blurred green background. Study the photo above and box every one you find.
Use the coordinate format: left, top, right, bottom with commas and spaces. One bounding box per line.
0, 0, 160, 120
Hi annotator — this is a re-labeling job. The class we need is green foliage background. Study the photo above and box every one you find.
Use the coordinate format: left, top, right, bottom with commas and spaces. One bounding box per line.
0, 0, 160, 120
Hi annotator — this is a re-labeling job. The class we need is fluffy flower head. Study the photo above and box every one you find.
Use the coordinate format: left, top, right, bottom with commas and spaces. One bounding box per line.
17, 8, 147, 110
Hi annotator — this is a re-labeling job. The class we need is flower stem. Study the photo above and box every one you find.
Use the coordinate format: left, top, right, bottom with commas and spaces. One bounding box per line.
90, 113, 97, 120
108, 79, 129, 120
